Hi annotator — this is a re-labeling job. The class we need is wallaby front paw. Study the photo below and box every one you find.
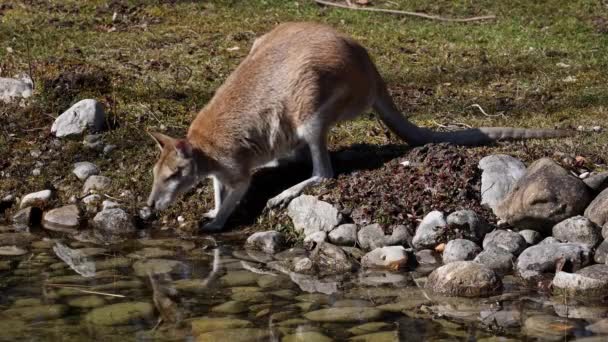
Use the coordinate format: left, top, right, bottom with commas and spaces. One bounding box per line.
266, 191, 296, 209
202, 209, 218, 219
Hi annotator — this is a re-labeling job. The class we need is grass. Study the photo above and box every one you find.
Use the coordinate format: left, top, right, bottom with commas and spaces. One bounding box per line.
0, 0, 607, 232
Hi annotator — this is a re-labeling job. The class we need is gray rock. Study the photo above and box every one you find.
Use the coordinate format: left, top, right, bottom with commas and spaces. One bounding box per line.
310, 242, 356, 276
303, 307, 383, 322
594, 240, 608, 264
0, 232, 36, 246
361, 246, 409, 269
0, 77, 33, 103
103, 144, 116, 154
442, 239, 481, 264
587, 319, 608, 334
19, 189, 52, 209
412, 211, 447, 250
483, 229, 527, 256
446, 210, 488, 242
516, 243, 592, 281
519, 229, 542, 245
480, 310, 521, 329
604, 223, 608, 240
42, 205, 81, 234
72, 162, 99, 181
425, 261, 502, 297
101, 200, 119, 210
328, 224, 357, 246
583, 172, 608, 193
478, 154, 526, 211
83, 134, 104, 150
245, 231, 286, 254
2, 304, 67, 321
415, 249, 441, 264
287, 195, 340, 236
293, 257, 314, 273
523, 315, 575, 341
357, 224, 408, 250
474, 248, 515, 275
552, 216, 601, 248
304, 231, 327, 250
82, 175, 111, 194
82, 194, 101, 213
539, 236, 560, 245
495, 158, 593, 233
0, 246, 27, 256
585, 187, 608, 228
132, 258, 188, 277
552, 264, 608, 297
84, 302, 153, 326
51, 99, 105, 138
93, 208, 136, 234
12, 207, 41, 226
138, 206, 152, 220
196, 328, 270, 342
190, 317, 253, 335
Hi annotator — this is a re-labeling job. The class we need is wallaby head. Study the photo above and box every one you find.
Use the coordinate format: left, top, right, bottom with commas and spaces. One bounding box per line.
147, 132, 200, 211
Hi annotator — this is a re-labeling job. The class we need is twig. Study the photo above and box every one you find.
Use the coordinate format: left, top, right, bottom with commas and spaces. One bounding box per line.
44, 283, 126, 298
314, 0, 496, 22
468, 104, 506, 118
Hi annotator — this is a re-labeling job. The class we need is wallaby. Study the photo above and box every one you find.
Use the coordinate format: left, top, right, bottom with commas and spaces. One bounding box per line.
147, 22, 570, 232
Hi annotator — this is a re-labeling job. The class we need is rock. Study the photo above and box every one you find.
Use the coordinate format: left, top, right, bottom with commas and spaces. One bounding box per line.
583, 172, 608, 193
517, 243, 592, 281
604, 223, 608, 240
425, 261, 502, 297
480, 310, 521, 329
139, 206, 152, 220
19, 190, 52, 209
350, 331, 398, 342
195, 328, 270, 342
357, 224, 408, 250
82, 175, 111, 194
585, 188, 608, 228
442, 239, 481, 264
42, 205, 81, 234
304, 231, 327, 250
495, 158, 593, 232
328, 224, 357, 246
348, 322, 392, 335
539, 236, 560, 245
361, 246, 408, 269
594, 240, 608, 264
412, 211, 447, 250
102, 200, 120, 210
446, 210, 488, 243
72, 162, 99, 181
245, 231, 286, 254
84, 302, 154, 326
415, 249, 441, 264
552, 264, 608, 297
211, 301, 248, 314
1, 304, 67, 321
0, 232, 35, 246
190, 317, 253, 335
287, 195, 340, 236
132, 258, 188, 277
304, 307, 383, 322
552, 216, 601, 248
82, 194, 102, 213
518, 230, 541, 245
523, 315, 575, 341
83, 134, 104, 150
478, 154, 526, 211
12, 207, 42, 226
0, 76, 32, 104
93, 208, 136, 234
310, 242, 356, 276
283, 332, 333, 342
12, 298, 42, 307
482, 229, 527, 256
587, 319, 608, 334
293, 257, 314, 273
0, 245, 27, 256
67, 295, 106, 308
103, 144, 116, 154
51, 99, 105, 138
220, 271, 260, 287
127, 247, 175, 259
474, 248, 515, 275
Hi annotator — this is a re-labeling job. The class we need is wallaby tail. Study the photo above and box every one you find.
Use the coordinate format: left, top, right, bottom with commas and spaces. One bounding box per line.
373, 85, 573, 146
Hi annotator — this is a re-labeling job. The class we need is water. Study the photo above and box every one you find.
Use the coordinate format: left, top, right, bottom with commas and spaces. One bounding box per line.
0, 235, 606, 341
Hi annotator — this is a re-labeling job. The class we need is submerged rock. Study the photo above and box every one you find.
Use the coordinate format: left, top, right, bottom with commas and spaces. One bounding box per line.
42, 205, 81, 234
478, 154, 526, 211
132, 258, 188, 277
19, 190, 52, 209
67, 295, 106, 308
585, 188, 608, 227
210, 301, 248, 314
328, 223, 357, 246
412, 211, 447, 250
283, 332, 333, 342
552, 216, 601, 248
495, 158, 592, 232
310, 242, 356, 276
2, 304, 68, 321
190, 317, 253, 335
287, 195, 340, 236
482, 230, 527, 256
361, 246, 408, 270
552, 264, 608, 297
195, 328, 270, 342
516, 243, 592, 281
0, 245, 27, 256
304, 307, 383, 322
84, 302, 154, 326
425, 261, 502, 297
523, 315, 575, 341
51, 99, 105, 138
245, 231, 285, 254
442, 239, 481, 264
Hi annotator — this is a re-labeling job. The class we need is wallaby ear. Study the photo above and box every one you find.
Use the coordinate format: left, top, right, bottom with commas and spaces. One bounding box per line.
148, 131, 174, 150
174, 139, 193, 159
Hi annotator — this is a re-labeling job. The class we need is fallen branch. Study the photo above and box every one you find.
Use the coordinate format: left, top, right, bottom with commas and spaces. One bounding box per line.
314, 0, 496, 22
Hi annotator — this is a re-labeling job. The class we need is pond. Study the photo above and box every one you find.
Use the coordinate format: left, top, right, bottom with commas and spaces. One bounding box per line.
0, 232, 606, 342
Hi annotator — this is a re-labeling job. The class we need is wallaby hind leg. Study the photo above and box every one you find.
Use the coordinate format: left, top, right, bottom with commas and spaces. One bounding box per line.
266, 136, 333, 209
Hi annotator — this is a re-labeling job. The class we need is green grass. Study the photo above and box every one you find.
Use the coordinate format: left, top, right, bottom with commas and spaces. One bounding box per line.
0, 0, 607, 229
